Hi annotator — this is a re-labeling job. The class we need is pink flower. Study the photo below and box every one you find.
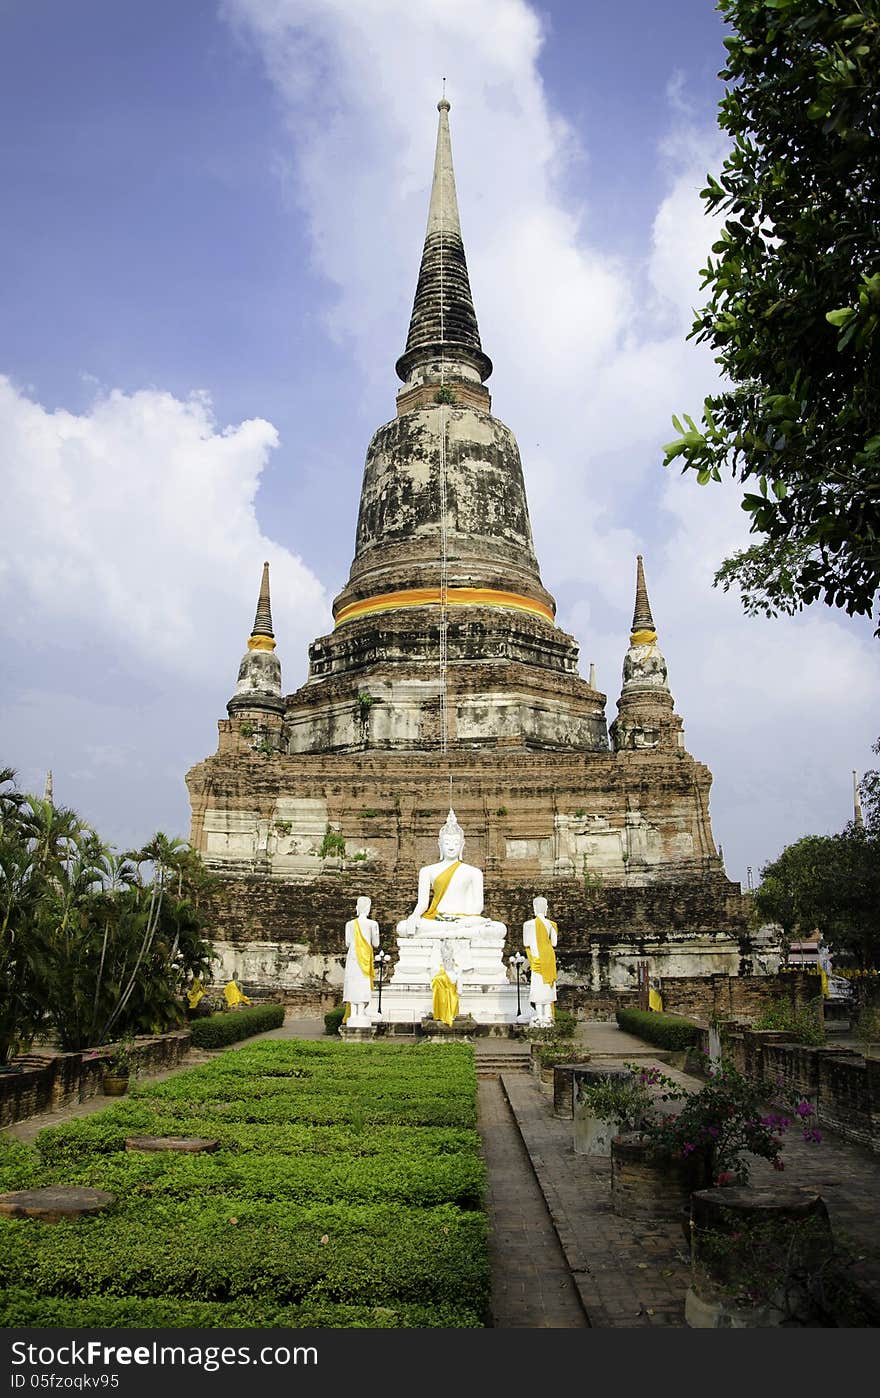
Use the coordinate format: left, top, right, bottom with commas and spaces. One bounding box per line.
716, 1171, 735, 1186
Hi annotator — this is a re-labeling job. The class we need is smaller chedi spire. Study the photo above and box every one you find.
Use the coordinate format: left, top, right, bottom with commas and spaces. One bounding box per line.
43, 770, 54, 804
227, 562, 284, 721
631, 555, 657, 643
854, 770, 865, 828
249, 561, 276, 652
611, 555, 683, 754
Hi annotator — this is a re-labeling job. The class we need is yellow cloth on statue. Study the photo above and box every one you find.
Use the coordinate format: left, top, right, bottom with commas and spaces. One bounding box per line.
187, 978, 204, 1010
820, 968, 829, 998
224, 981, 251, 1008
431, 968, 459, 1027
526, 916, 557, 987
422, 861, 462, 920
648, 987, 663, 1012
353, 920, 375, 987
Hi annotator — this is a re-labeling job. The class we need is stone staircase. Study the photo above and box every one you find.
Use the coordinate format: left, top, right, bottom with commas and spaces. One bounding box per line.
474, 1046, 533, 1078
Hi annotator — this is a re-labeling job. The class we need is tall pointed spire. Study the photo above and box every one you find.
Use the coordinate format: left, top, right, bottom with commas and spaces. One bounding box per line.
854, 770, 865, 828
631, 555, 657, 643
43, 770, 53, 804
611, 555, 683, 753
227, 562, 283, 720
395, 96, 492, 386
248, 561, 275, 652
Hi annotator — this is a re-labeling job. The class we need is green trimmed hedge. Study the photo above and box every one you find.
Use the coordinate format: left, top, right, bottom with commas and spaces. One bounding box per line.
3, 1039, 489, 1328
188, 1003, 285, 1048
0, 1290, 484, 1329
324, 1004, 345, 1035
615, 1006, 700, 1050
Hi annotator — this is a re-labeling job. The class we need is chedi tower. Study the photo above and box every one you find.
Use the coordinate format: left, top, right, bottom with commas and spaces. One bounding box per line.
186, 99, 755, 1013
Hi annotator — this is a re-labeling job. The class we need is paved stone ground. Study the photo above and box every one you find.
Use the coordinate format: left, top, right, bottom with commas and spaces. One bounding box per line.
5, 1017, 880, 1328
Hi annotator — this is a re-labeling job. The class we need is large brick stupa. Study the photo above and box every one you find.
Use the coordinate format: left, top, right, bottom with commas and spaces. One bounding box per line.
185, 99, 758, 1013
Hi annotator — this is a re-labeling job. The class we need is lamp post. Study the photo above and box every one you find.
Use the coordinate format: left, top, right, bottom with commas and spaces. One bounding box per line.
509, 951, 527, 1020
375, 950, 390, 1017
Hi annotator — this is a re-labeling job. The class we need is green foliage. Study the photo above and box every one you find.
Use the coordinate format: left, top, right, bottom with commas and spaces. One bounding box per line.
581, 853, 604, 891
318, 824, 346, 859
238, 721, 254, 738
433, 387, 457, 404
188, 1003, 285, 1049
0, 768, 214, 1060
536, 1040, 586, 1070
616, 1007, 700, 1050
755, 824, 880, 967
642, 1057, 821, 1186
5, 1039, 490, 1328
663, 0, 880, 631
693, 1213, 874, 1325
579, 1064, 679, 1131
324, 1004, 345, 1035
754, 996, 826, 1045
0, 1290, 484, 1329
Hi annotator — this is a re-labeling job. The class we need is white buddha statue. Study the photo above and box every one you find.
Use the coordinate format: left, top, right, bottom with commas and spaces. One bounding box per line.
395, 810, 507, 982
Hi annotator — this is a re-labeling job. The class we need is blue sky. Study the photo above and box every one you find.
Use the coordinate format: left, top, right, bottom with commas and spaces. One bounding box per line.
2, 0, 877, 885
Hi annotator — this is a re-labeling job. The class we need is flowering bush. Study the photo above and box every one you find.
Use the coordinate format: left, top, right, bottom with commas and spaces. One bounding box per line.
639, 1058, 821, 1185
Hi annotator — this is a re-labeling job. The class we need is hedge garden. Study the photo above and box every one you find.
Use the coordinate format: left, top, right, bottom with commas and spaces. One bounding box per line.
615, 1007, 700, 1050
0, 1040, 489, 1328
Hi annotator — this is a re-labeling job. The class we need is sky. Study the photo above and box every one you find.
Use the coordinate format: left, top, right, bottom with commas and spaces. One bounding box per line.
1, 0, 877, 887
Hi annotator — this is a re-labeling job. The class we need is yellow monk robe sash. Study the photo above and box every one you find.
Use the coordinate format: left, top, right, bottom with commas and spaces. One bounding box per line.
353, 919, 375, 988
526, 916, 558, 986
187, 977, 204, 1010
422, 861, 462, 920
431, 968, 459, 1027
648, 986, 664, 1012
224, 980, 251, 1007
343, 919, 375, 1023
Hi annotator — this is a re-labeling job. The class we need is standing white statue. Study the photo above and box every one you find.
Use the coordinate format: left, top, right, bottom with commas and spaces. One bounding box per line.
429, 940, 462, 1027
522, 895, 558, 1028
342, 895, 380, 1027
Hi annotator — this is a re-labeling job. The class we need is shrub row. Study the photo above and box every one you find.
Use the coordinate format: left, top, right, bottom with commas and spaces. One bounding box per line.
0, 1289, 483, 1329
615, 1006, 700, 1050
65, 1148, 485, 1209
3, 1039, 488, 1327
34, 1113, 480, 1164
0, 1200, 489, 1310
188, 1003, 285, 1048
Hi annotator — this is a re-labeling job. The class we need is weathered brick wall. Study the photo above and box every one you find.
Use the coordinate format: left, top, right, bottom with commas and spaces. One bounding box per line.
205, 871, 751, 959
0, 1031, 191, 1127
659, 970, 816, 1024
692, 1028, 880, 1154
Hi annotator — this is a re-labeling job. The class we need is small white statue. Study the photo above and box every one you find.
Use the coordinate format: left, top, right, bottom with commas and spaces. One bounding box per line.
342, 895, 380, 1028
397, 810, 506, 966
429, 939, 462, 1027
522, 895, 558, 1028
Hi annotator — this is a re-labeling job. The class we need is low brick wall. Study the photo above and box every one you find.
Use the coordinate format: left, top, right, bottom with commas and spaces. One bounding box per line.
658, 970, 816, 1024
0, 1031, 191, 1127
693, 1024, 880, 1154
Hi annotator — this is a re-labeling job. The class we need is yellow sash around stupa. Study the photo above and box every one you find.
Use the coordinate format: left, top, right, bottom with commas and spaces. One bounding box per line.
431, 967, 459, 1027
343, 920, 375, 1023
527, 916, 558, 987
422, 861, 462, 920
187, 977, 204, 1010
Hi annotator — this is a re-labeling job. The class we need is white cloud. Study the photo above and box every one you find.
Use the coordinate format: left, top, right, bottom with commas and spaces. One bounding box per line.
0, 376, 331, 683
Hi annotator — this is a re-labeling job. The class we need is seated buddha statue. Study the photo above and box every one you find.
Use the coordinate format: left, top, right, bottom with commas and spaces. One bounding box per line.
397, 810, 507, 960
